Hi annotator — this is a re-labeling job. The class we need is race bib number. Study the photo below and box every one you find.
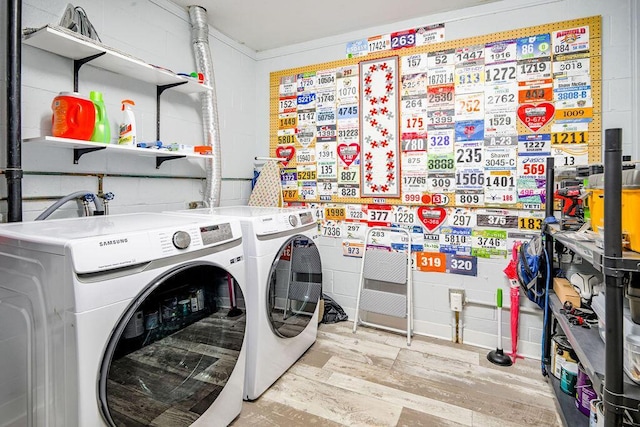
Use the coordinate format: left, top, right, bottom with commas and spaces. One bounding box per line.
552, 26, 589, 56
448, 208, 477, 227
455, 167, 485, 191
428, 66, 455, 86
322, 220, 342, 238
476, 209, 518, 228
318, 180, 338, 197
516, 34, 551, 60
368, 34, 391, 54
455, 45, 484, 64
402, 53, 429, 73
428, 49, 455, 68
472, 229, 508, 258
484, 62, 517, 84
342, 221, 367, 240
343, 240, 364, 258
428, 174, 455, 193
455, 92, 485, 121
428, 129, 455, 154
552, 143, 589, 167
517, 58, 552, 81
416, 252, 447, 273
455, 141, 483, 165
427, 85, 455, 110
427, 153, 456, 173
455, 65, 485, 94
392, 206, 417, 226
484, 170, 517, 205
485, 83, 518, 113
401, 73, 428, 97
485, 40, 517, 64
484, 146, 517, 169
455, 191, 484, 206
518, 134, 551, 155
484, 112, 517, 137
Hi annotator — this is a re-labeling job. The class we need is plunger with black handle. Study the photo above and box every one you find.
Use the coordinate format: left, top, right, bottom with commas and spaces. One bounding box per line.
487, 288, 512, 366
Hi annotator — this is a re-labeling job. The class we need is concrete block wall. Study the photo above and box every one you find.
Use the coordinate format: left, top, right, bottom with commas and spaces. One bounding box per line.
256, 0, 639, 357
2, 0, 256, 220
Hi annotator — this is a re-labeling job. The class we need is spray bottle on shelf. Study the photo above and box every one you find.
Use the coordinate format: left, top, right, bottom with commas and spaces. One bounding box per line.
118, 99, 137, 145
89, 91, 111, 143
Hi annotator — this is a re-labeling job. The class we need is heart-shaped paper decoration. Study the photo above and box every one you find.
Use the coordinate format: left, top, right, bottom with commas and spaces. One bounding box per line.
275, 145, 295, 166
337, 143, 360, 166
517, 102, 555, 133
417, 207, 447, 232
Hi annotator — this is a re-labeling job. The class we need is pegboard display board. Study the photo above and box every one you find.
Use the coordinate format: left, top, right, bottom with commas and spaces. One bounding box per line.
270, 16, 601, 211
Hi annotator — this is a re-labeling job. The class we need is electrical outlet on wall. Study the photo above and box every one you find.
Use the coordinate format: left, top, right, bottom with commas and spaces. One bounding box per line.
449, 289, 465, 312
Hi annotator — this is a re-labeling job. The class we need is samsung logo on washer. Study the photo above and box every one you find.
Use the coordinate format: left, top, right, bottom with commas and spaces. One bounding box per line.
99, 238, 129, 247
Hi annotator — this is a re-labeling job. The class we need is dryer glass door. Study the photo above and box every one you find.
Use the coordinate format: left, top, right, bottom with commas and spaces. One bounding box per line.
267, 236, 322, 338
99, 264, 245, 427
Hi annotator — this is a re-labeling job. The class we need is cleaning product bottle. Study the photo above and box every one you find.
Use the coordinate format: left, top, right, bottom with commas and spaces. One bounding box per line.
90, 91, 111, 143
118, 99, 136, 145
51, 92, 95, 140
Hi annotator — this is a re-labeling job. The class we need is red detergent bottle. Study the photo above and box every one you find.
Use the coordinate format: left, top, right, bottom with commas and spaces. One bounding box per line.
51, 92, 96, 140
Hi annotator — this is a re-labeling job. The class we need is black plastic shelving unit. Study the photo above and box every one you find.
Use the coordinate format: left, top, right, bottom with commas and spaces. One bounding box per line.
545, 129, 639, 427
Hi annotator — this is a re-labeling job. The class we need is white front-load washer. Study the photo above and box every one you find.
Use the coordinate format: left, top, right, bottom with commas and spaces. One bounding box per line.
0, 213, 247, 427
170, 206, 322, 400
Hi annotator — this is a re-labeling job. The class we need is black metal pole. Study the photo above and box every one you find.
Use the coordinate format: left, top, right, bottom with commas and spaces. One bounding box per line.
543, 156, 554, 367
603, 128, 624, 427
6, 0, 23, 222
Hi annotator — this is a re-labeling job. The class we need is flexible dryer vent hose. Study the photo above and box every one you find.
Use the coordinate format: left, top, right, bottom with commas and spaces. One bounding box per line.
189, 6, 221, 208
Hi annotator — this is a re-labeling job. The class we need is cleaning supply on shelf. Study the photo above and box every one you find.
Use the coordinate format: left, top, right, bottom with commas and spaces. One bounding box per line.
118, 99, 136, 145
89, 91, 111, 143
51, 92, 95, 140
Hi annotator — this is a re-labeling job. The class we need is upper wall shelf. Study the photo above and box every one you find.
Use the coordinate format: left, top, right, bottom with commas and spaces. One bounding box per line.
23, 26, 211, 95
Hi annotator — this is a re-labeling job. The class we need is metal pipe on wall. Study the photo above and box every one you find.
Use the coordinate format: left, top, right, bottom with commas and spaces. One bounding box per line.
6, 0, 23, 222
189, 6, 221, 208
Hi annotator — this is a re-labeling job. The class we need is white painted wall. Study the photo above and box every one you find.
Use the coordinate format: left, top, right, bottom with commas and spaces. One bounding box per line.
255, 0, 638, 357
2, 0, 256, 220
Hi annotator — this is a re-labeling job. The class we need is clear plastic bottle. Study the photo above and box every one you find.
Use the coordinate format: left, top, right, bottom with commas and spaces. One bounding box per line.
118, 99, 136, 145
89, 91, 111, 143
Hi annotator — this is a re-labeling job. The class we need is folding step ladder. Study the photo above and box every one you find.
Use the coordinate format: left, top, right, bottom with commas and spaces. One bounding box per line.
353, 226, 413, 345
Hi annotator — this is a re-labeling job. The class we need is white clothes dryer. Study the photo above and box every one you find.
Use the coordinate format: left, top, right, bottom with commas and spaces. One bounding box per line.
0, 213, 247, 427
170, 206, 322, 400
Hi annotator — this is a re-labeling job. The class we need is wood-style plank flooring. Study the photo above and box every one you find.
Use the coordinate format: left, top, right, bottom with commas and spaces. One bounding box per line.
231, 321, 563, 427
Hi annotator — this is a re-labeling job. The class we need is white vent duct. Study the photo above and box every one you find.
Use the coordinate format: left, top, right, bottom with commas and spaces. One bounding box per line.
189, 6, 221, 207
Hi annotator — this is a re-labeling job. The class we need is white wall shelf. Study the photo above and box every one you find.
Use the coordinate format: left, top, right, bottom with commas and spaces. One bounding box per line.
24, 136, 212, 169
23, 26, 210, 141
23, 26, 211, 94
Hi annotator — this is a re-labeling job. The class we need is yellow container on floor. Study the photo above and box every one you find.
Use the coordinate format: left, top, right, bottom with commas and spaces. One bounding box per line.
588, 169, 640, 252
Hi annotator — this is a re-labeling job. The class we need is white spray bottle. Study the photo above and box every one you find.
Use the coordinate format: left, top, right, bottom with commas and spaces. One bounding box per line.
118, 99, 136, 145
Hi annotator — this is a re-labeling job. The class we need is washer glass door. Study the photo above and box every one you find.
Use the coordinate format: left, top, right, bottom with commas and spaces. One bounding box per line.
99, 264, 245, 426
267, 236, 322, 338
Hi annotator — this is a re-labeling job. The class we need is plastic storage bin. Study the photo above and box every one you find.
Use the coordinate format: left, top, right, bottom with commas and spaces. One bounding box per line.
588, 169, 640, 252
625, 334, 640, 384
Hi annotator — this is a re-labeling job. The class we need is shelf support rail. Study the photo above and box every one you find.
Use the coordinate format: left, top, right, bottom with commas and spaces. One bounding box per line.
73, 52, 107, 92
603, 128, 625, 427
74, 147, 106, 164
